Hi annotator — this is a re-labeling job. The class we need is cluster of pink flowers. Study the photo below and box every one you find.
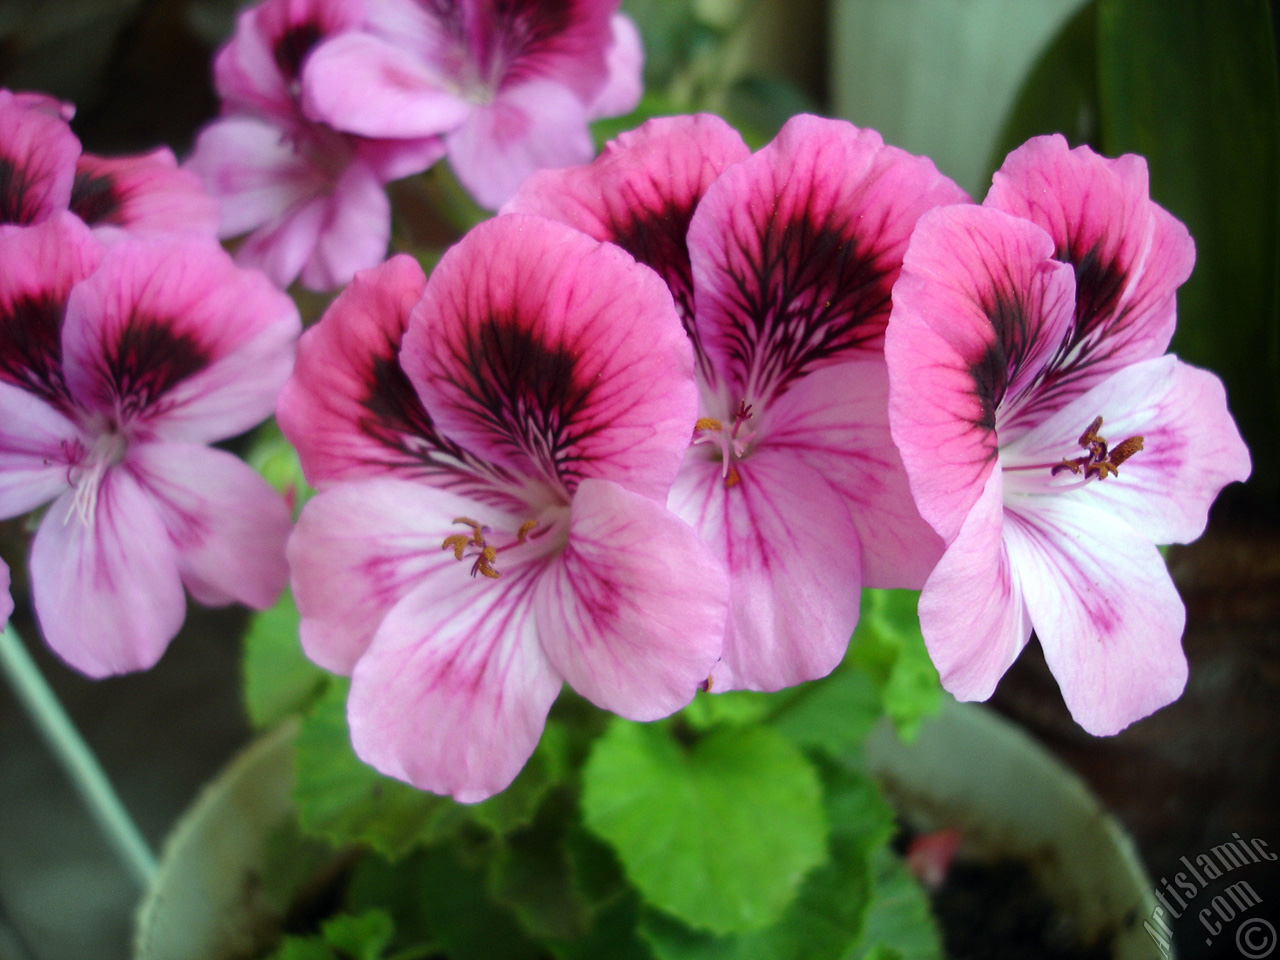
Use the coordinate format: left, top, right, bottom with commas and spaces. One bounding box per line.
0, 88, 300, 675
185, 0, 642, 291
1, 9, 1250, 805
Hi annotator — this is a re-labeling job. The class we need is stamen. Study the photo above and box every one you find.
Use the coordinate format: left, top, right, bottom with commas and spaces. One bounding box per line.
516, 519, 538, 543
441, 516, 548, 579
472, 545, 500, 579
1050, 416, 1144, 482
695, 417, 724, 434
442, 534, 469, 560
693, 401, 757, 488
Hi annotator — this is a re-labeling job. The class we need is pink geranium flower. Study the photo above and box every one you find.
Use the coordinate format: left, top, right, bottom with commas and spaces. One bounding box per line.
187, 0, 444, 291
1, 87, 218, 238
0, 215, 299, 676
279, 216, 727, 801
300, 0, 643, 208
885, 135, 1251, 734
508, 114, 967, 692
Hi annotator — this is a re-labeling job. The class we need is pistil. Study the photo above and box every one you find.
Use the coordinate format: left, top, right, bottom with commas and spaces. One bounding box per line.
1051, 416, 1144, 481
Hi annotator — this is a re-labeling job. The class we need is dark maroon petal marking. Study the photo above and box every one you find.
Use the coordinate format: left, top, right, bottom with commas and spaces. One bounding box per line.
1066, 240, 1126, 338
478, 0, 576, 85
101, 319, 211, 418
273, 21, 326, 80
0, 292, 70, 408
0, 156, 39, 225
612, 201, 698, 331
718, 213, 892, 398
447, 313, 598, 488
69, 169, 123, 226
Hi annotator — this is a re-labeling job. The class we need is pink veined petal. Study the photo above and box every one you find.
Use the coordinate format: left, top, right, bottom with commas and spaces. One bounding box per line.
985, 134, 1195, 404
278, 254, 430, 484
235, 192, 329, 290
300, 33, 474, 140
0, 382, 79, 518
470, 0, 616, 104
1004, 496, 1187, 736
885, 204, 1077, 543
0, 214, 102, 410
0, 88, 80, 226
347, 561, 561, 802
288, 479, 517, 674
917, 468, 1030, 702
9, 92, 75, 121
765, 361, 942, 589
669, 447, 862, 692
402, 214, 697, 502
505, 113, 751, 351
534, 477, 727, 720
30, 469, 186, 677
214, 0, 366, 122
71, 149, 219, 238
689, 114, 969, 402
296, 158, 391, 291
128, 442, 291, 609
355, 134, 447, 182
1002, 354, 1251, 546
61, 237, 299, 443
185, 115, 313, 240
445, 80, 594, 209
587, 14, 642, 119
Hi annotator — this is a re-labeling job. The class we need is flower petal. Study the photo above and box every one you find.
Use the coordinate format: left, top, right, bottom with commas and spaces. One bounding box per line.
766, 361, 942, 589
0, 214, 101, 410
1002, 354, 1251, 545
885, 203, 1076, 542
1005, 496, 1186, 735
669, 447, 862, 692
587, 14, 643, 119
0, 88, 80, 226
347, 562, 560, 802
0, 382, 78, 518
295, 158, 391, 291
288, 478, 512, 674
471, 0, 616, 103
61, 236, 300, 443
71, 149, 219, 238
689, 114, 969, 401
300, 33, 474, 139
505, 113, 750, 348
985, 135, 1195, 402
917, 468, 1030, 702
535, 478, 726, 719
30, 470, 185, 677
402, 214, 697, 502
129, 442, 291, 609
446, 80, 594, 209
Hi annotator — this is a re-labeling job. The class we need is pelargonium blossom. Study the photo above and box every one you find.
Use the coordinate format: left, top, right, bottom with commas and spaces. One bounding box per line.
0, 88, 218, 239
885, 135, 1251, 734
186, 0, 445, 291
507, 114, 967, 691
0, 215, 299, 676
279, 215, 728, 801
299, 0, 643, 208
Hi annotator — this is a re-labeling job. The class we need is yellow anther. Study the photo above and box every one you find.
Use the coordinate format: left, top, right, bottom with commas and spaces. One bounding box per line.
473, 545, 501, 579
452, 516, 487, 545
695, 417, 724, 433
442, 533, 470, 560
516, 519, 538, 543
1109, 436, 1144, 467
724, 464, 741, 489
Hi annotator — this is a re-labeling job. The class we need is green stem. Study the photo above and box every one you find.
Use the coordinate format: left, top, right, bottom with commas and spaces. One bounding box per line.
0, 623, 157, 888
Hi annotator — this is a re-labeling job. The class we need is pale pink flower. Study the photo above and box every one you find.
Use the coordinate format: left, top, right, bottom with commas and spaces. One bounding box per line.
279, 216, 728, 801
885, 135, 1251, 734
300, 0, 643, 208
508, 114, 967, 692
0, 215, 299, 676
187, 0, 444, 291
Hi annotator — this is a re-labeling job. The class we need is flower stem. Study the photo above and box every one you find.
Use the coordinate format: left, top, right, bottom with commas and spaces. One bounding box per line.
0, 623, 157, 888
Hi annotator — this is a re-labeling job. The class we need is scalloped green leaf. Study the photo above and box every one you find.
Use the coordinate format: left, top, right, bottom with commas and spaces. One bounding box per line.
242, 590, 328, 730
582, 720, 828, 935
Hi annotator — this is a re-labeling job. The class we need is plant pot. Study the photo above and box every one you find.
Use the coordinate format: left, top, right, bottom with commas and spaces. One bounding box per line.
134, 720, 300, 960
866, 698, 1163, 959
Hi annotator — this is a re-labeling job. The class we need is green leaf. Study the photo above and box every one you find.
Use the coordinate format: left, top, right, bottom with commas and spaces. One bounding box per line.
582, 720, 828, 935
993, 0, 1101, 165
467, 721, 569, 837
848, 591, 941, 740
247, 417, 314, 513
830, 0, 1092, 195
322, 910, 395, 960
849, 848, 944, 960
634, 760, 895, 960
679, 689, 774, 731
768, 664, 882, 758
293, 683, 467, 859
1098, 0, 1280, 507
243, 590, 329, 730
